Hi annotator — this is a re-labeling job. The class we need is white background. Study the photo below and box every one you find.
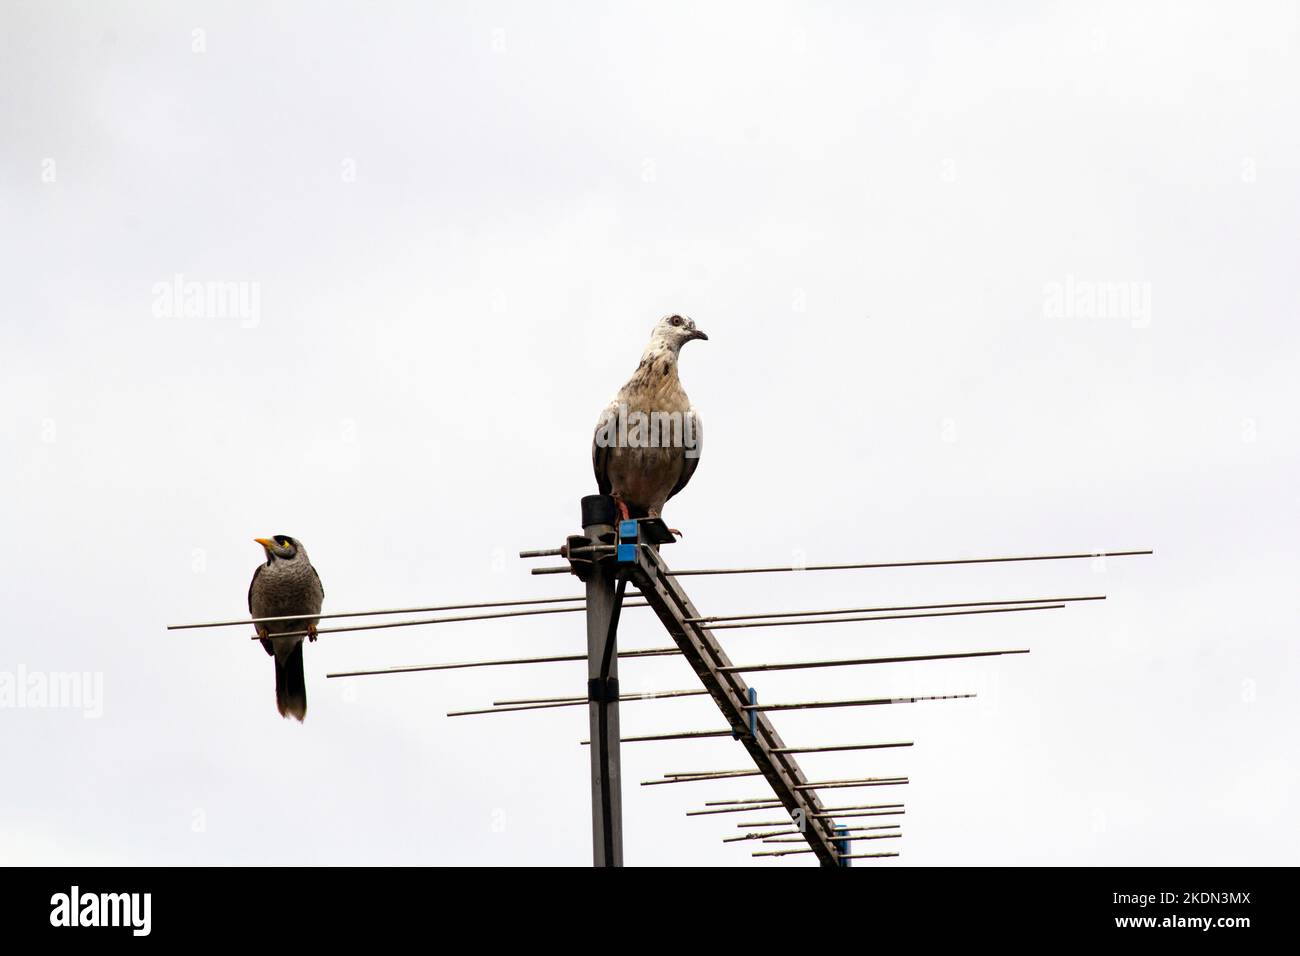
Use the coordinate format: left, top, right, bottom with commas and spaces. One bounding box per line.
2, 1, 1296, 865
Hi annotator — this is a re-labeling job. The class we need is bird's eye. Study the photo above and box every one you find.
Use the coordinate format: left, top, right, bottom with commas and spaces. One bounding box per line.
670, 316, 683, 327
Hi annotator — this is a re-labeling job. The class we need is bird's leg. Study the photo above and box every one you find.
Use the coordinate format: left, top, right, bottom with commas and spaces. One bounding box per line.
612, 493, 631, 522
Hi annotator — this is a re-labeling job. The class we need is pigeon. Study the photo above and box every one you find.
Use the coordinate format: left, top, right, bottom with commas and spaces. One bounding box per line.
592, 314, 707, 524
248, 535, 324, 722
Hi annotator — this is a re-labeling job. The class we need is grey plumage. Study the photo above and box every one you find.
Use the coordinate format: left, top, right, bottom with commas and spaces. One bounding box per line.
248, 535, 324, 722
593, 314, 707, 519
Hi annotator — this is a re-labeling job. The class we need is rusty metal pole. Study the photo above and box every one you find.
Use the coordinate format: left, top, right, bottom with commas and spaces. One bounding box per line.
581, 495, 623, 867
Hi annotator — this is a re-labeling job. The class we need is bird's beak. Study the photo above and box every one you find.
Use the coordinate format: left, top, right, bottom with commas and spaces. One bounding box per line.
690, 329, 709, 341
254, 537, 274, 550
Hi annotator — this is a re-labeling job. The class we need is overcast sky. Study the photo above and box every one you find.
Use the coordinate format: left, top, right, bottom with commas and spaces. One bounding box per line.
2, 1, 1297, 866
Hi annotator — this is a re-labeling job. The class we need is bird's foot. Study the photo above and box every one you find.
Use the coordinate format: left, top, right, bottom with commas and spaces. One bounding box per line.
307, 624, 319, 643
646, 508, 681, 539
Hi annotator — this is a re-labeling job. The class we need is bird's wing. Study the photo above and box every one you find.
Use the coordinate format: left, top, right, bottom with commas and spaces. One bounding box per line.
248, 565, 260, 614
591, 399, 618, 495
311, 564, 325, 605
249, 563, 273, 654
666, 405, 702, 502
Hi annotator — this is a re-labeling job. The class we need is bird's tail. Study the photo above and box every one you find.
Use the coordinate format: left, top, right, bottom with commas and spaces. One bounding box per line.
274, 642, 308, 722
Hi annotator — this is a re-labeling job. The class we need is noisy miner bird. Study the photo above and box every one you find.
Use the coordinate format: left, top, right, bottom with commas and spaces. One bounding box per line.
593, 314, 707, 525
248, 535, 324, 722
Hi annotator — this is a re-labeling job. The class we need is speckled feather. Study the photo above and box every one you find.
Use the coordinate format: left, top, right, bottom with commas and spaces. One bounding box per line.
248, 550, 324, 653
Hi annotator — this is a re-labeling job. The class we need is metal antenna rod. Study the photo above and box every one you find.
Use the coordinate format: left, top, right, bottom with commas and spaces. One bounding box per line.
642, 770, 764, 786
773, 742, 914, 755
733, 806, 904, 822
169, 594, 594, 630
707, 797, 800, 806
335, 647, 1024, 686
332, 639, 1024, 686
795, 780, 910, 792
722, 822, 904, 842
579, 729, 732, 746
447, 688, 707, 718
737, 810, 906, 829
794, 777, 909, 788
668, 549, 1153, 576
496, 687, 707, 705
240, 602, 651, 642
733, 811, 904, 832
710, 604, 1063, 630
745, 693, 976, 713
665, 770, 759, 780
519, 547, 565, 559
707, 799, 904, 809
294, 599, 1058, 643
688, 595, 1104, 624
494, 693, 595, 705
724, 833, 794, 843
689, 801, 904, 817
251, 600, 1050, 642
833, 823, 903, 831
761, 828, 902, 844
328, 646, 678, 680
687, 803, 785, 816
724, 832, 791, 843
722, 649, 1028, 674
754, 834, 901, 856
691, 777, 911, 794
764, 827, 901, 843
665, 770, 764, 780
332, 641, 1030, 682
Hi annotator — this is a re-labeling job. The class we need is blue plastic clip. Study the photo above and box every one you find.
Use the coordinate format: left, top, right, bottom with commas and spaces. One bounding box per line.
835, 825, 852, 867
734, 687, 757, 739
617, 520, 638, 563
